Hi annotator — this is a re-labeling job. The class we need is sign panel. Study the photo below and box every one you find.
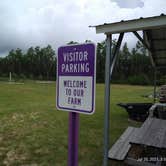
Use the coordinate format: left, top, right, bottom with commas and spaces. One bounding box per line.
56, 43, 96, 114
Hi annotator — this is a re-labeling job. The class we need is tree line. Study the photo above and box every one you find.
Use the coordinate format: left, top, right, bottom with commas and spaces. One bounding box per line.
0, 41, 163, 85
96, 40, 156, 85
0, 45, 56, 80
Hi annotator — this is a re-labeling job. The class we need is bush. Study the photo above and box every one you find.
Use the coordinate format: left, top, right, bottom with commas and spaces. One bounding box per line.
20, 74, 26, 79
29, 74, 34, 80
1, 73, 8, 77
128, 74, 151, 85
38, 75, 43, 80
158, 75, 166, 85
12, 73, 18, 81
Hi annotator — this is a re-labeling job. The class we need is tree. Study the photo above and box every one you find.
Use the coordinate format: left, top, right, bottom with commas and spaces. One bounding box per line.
40, 45, 55, 79
0, 40, 156, 84
118, 42, 131, 78
26, 47, 35, 77
96, 41, 106, 83
67, 41, 78, 45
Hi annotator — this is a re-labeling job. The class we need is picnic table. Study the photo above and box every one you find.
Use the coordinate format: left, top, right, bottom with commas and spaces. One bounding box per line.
108, 117, 166, 165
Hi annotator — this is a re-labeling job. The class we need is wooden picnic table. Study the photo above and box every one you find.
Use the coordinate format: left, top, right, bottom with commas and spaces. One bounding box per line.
108, 117, 166, 165
130, 117, 166, 148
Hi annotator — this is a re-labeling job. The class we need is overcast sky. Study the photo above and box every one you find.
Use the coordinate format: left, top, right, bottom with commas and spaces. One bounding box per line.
0, 0, 166, 56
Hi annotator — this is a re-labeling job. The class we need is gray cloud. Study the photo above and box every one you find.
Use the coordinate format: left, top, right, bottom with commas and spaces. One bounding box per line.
111, 0, 144, 8
0, 0, 165, 56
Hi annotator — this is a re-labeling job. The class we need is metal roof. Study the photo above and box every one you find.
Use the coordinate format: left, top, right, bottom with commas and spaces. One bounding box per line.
93, 14, 166, 69
94, 14, 166, 34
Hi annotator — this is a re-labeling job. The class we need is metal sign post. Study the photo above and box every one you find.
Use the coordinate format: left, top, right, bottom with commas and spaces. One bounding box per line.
56, 43, 96, 166
103, 35, 112, 166
68, 112, 79, 166
103, 33, 124, 166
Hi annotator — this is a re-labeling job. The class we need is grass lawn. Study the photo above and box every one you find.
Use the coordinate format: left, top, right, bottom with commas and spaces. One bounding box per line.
0, 81, 154, 165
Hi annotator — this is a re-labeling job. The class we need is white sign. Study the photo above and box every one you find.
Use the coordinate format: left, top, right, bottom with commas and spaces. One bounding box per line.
56, 43, 96, 114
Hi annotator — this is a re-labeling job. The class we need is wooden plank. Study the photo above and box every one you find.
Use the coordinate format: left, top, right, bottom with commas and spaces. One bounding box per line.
159, 119, 166, 148
145, 119, 165, 148
131, 118, 166, 148
108, 127, 139, 160
145, 118, 166, 148
131, 118, 153, 145
161, 130, 166, 149
131, 118, 154, 145
108, 127, 133, 160
116, 127, 139, 160
140, 118, 159, 147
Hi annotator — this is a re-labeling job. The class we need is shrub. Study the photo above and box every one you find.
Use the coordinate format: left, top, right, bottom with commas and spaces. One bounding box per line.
12, 73, 18, 81
38, 75, 43, 80
158, 75, 166, 85
29, 74, 34, 80
20, 74, 26, 80
128, 74, 150, 85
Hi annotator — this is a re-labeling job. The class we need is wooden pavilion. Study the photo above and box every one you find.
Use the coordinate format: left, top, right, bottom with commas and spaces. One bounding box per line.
92, 14, 166, 166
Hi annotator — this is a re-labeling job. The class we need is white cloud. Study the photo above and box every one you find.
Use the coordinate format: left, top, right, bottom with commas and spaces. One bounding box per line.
0, 0, 166, 55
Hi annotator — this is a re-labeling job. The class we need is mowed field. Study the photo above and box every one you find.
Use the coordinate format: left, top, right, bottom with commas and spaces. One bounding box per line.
0, 81, 154, 165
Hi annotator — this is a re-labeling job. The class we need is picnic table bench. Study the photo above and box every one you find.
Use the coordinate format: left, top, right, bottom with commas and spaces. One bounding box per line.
108, 117, 166, 165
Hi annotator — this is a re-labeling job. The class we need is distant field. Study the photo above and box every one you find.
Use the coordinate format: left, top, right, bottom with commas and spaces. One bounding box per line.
0, 81, 154, 165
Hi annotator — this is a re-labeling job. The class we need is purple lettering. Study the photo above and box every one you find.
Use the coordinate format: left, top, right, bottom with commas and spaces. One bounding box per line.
68, 97, 81, 105
66, 88, 71, 96
73, 89, 84, 97
61, 64, 65, 72
63, 80, 87, 88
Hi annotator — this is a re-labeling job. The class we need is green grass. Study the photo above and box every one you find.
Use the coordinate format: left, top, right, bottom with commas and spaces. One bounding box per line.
0, 81, 154, 165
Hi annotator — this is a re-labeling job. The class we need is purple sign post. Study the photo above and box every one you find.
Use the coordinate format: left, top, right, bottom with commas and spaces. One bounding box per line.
56, 43, 96, 166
